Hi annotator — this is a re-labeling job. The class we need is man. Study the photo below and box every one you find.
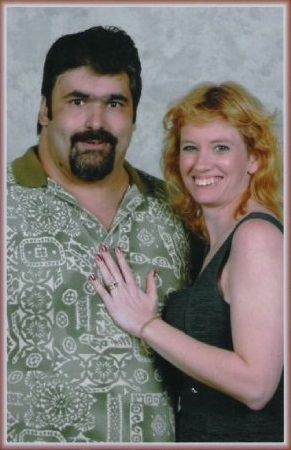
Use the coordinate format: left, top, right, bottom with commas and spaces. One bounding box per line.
7, 26, 202, 443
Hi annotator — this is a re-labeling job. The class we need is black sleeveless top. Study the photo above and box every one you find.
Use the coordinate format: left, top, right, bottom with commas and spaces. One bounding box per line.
162, 213, 284, 442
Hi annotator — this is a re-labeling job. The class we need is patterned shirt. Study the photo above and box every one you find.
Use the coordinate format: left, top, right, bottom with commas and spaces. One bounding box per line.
7, 147, 194, 443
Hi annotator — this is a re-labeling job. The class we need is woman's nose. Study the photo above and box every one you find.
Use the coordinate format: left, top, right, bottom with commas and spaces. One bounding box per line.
193, 149, 212, 171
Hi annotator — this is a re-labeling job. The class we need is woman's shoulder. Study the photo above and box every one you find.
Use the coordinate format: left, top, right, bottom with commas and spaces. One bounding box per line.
235, 204, 282, 234
231, 209, 283, 256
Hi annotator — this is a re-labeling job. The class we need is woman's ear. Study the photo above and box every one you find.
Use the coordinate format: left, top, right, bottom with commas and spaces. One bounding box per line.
247, 154, 260, 175
38, 96, 49, 127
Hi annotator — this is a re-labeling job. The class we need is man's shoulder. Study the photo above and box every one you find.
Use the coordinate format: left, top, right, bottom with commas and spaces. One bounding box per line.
7, 147, 48, 188
133, 167, 167, 199
132, 167, 186, 228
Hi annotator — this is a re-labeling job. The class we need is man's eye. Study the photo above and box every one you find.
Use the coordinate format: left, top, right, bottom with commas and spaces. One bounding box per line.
108, 101, 122, 108
70, 98, 84, 106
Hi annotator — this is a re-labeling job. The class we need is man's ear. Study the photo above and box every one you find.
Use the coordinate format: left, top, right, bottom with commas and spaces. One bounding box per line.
38, 96, 49, 127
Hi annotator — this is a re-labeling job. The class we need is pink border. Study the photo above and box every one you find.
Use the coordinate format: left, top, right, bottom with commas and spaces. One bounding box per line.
1, 1, 290, 449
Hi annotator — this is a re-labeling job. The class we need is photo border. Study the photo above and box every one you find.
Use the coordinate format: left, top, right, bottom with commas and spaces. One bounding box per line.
1, 1, 290, 449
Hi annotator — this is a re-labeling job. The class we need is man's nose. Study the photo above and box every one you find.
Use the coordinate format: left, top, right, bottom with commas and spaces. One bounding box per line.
85, 103, 105, 129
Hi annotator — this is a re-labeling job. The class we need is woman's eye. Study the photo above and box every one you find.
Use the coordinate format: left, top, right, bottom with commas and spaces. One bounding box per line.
215, 144, 230, 153
181, 145, 198, 152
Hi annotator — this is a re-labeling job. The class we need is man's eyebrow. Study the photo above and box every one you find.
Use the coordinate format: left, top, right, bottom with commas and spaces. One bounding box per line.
107, 94, 129, 103
63, 91, 129, 103
63, 90, 89, 99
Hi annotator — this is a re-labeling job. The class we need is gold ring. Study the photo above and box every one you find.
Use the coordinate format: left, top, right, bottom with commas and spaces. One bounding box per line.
107, 281, 118, 292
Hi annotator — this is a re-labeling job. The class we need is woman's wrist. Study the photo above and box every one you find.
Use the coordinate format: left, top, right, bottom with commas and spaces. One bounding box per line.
140, 316, 160, 339
139, 316, 160, 355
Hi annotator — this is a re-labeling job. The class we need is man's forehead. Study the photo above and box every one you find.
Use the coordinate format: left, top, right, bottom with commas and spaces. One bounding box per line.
54, 67, 131, 94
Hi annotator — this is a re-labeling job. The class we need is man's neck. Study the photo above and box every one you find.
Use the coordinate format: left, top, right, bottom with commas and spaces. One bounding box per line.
67, 172, 130, 230
37, 144, 130, 230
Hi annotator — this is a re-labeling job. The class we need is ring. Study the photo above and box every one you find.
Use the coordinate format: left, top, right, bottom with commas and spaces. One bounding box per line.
107, 281, 119, 292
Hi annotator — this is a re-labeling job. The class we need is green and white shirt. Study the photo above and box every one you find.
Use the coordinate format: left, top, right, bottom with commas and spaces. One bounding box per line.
7, 147, 194, 443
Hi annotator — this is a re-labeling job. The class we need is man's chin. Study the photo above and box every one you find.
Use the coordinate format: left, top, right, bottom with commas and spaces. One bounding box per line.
70, 162, 114, 182
75, 146, 106, 158
70, 147, 115, 181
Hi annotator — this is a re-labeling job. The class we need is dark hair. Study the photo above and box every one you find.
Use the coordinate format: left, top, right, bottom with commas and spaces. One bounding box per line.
37, 26, 142, 133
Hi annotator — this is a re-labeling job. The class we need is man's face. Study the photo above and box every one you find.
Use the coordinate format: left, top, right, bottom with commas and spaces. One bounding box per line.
39, 66, 135, 182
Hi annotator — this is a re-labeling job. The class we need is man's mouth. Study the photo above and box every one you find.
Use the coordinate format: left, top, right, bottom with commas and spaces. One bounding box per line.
77, 140, 110, 151
71, 129, 117, 149
85, 139, 104, 145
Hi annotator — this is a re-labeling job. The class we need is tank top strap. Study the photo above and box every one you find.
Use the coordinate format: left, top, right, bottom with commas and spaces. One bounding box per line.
207, 212, 283, 278
231, 212, 283, 235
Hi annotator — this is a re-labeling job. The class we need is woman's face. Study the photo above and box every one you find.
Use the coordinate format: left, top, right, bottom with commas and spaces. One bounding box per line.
179, 120, 258, 211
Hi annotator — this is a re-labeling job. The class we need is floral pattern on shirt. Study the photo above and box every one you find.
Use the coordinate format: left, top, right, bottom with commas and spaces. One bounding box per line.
7, 153, 194, 443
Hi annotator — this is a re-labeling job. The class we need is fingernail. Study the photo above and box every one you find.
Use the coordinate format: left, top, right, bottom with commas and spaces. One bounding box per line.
96, 254, 103, 262
100, 245, 108, 252
153, 269, 158, 277
115, 246, 122, 254
89, 273, 97, 281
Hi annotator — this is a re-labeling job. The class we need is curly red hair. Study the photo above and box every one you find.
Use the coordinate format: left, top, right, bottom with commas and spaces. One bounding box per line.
162, 82, 283, 239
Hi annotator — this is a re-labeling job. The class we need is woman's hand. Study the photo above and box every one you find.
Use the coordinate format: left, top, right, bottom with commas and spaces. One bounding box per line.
89, 245, 158, 337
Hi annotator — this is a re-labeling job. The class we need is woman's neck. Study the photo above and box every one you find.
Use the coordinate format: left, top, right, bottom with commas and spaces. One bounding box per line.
203, 205, 238, 249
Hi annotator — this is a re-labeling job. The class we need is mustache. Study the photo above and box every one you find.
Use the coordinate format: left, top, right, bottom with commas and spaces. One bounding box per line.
71, 129, 117, 147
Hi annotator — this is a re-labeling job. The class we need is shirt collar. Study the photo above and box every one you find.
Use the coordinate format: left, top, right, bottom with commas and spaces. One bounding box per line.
11, 146, 152, 194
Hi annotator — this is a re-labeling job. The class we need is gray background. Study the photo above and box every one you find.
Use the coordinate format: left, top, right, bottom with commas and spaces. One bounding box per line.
6, 4, 285, 179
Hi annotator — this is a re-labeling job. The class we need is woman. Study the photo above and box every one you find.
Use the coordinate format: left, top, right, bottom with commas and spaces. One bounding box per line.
90, 82, 284, 442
